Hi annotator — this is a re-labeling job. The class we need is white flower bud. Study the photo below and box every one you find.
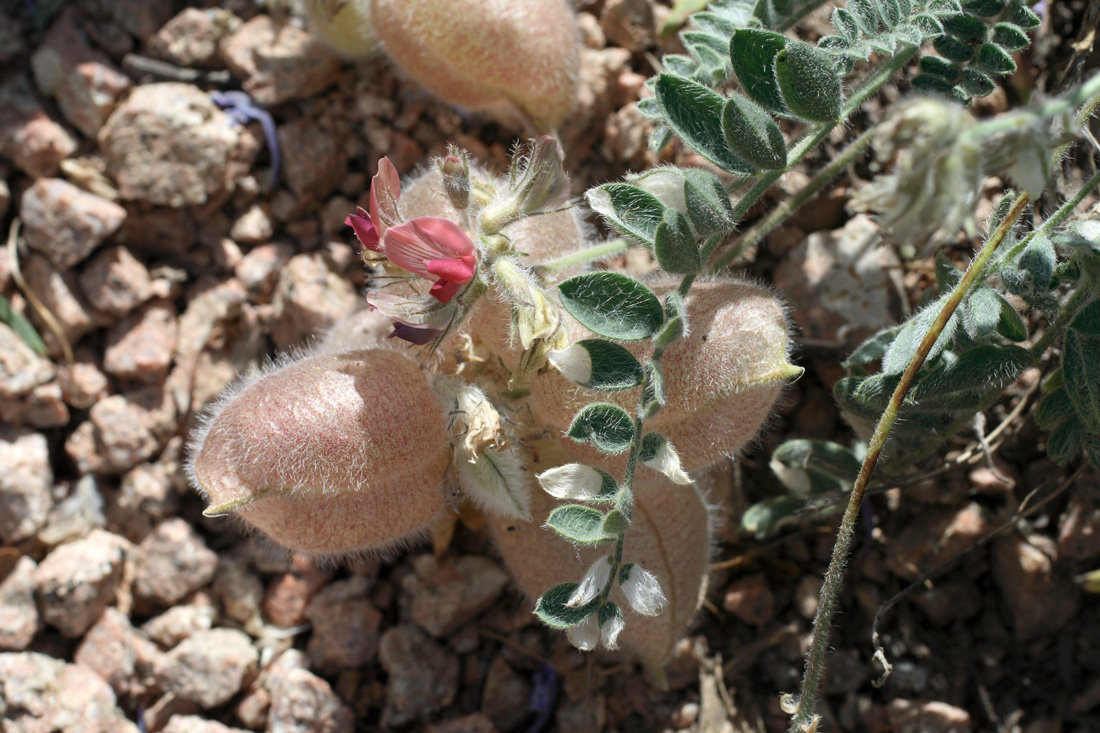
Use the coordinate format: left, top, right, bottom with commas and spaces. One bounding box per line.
599, 604, 626, 650
536, 463, 604, 500
566, 613, 599, 651
631, 168, 687, 213
567, 555, 613, 607
620, 563, 668, 617
547, 343, 592, 384
641, 436, 692, 486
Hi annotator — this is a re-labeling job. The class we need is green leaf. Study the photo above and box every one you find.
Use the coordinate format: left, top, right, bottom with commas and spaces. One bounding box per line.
655, 74, 754, 174
882, 295, 960, 376
1063, 331, 1100, 433
934, 34, 975, 63
935, 252, 963, 291
547, 504, 613, 544
994, 291, 1028, 342
598, 601, 623, 629
721, 92, 787, 170
1036, 387, 1073, 430
961, 0, 1005, 16
601, 508, 626, 536
905, 344, 1030, 408
867, 32, 898, 55
847, 0, 880, 34
873, 0, 902, 28
662, 55, 699, 78
962, 286, 1003, 340
1046, 417, 1082, 465
959, 67, 996, 97
770, 439, 862, 495
585, 183, 667, 246
1070, 298, 1100, 337
649, 124, 674, 153
535, 583, 599, 628
992, 22, 1030, 52
639, 361, 666, 420
730, 28, 789, 114
894, 22, 923, 46
741, 494, 816, 538
775, 42, 843, 122
927, 0, 962, 11
975, 43, 1017, 76
573, 339, 644, 390
680, 168, 735, 237
653, 292, 687, 349
832, 7, 860, 42
558, 271, 663, 340
912, 72, 958, 97
942, 12, 988, 43
1004, 0, 1040, 29
920, 55, 962, 84
654, 207, 701, 274
1003, 233, 1055, 296
567, 403, 637, 453
0, 294, 47, 356
911, 13, 945, 39
843, 326, 901, 368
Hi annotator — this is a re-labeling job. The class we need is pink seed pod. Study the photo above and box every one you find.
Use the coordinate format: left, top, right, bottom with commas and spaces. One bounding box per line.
532, 278, 800, 473
370, 0, 581, 134
188, 347, 450, 556
488, 438, 712, 681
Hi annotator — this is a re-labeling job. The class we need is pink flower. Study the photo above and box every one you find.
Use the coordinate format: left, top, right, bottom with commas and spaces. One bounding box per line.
365, 290, 457, 345
383, 217, 477, 303
346, 157, 402, 253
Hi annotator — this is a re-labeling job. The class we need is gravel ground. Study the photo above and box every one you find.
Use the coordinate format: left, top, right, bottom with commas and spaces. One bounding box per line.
0, 1, 1098, 732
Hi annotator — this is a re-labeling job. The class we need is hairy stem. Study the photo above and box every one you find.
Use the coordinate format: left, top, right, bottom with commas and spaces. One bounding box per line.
533, 239, 631, 274
1003, 166, 1100, 262
711, 47, 918, 272
788, 193, 1031, 732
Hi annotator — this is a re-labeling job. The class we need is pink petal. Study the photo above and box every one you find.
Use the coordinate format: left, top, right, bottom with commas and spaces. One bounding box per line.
425, 257, 476, 283
429, 280, 463, 303
345, 209, 382, 252
370, 157, 402, 238
383, 218, 476, 279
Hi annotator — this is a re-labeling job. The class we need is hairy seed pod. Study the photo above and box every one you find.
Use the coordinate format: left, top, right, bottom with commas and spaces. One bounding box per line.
533, 278, 800, 472
370, 0, 581, 133
188, 348, 449, 555
489, 438, 712, 681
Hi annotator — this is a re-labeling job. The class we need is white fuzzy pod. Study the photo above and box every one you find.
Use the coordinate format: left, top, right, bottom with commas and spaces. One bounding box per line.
536, 463, 604, 500
188, 347, 449, 555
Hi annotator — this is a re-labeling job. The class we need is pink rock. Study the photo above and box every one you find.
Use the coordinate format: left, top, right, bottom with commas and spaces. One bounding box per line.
0, 381, 71, 429
305, 576, 382, 672
0, 77, 78, 177
886, 699, 971, 733
58, 353, 109, 409
73, 607, 139, 697
235, 241, 293, 296
405, 555, 510, 638
992, 534, 1081, 641
0, 651, 140, 732
379, 625, 460, 727
426, 714, 499, 733
142, 593, 217, 647
480, 657, 530, 732
270, 253, 359, 349
722, 573, 775, 627
79, 246, 154, 318
262, 559, 333, 628
112, 459, 180, 542
33, 529, 130, 637
277, 116, 348, 201
212, 555, 263, 625
885, 503, 995, 582
104, 0, 172, 41
133, 518, 219, 606
31, 8, 131, 137
99, 83, 256, 207
0, 556, 40, 650
148, 8, 241, 68
163, 716, 251, 733
154, 628, 258, 708
0, 322, 54, 400
600, 0, 656, 52
229, 204, 273, 244
266, 664, 354, 733
220, 15, 342, 106
68, 386, 177, 475
103, 300, 178, 382
20, 178, 126, 269
1058, 478, 1100, 561
0, 427, 53, 544
21, 252, 104, 349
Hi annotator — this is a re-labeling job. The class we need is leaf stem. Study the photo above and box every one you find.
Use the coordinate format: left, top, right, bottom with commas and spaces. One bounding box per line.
787, 193, 1031, 732
533, 239, 632, 275
711, 47, 918, 272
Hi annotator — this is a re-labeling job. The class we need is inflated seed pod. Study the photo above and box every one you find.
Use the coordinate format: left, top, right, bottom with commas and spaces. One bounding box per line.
488, 438, 712, 680
188, 348, 449, 555
370, 0, 581, 133
532, 277, 799, 473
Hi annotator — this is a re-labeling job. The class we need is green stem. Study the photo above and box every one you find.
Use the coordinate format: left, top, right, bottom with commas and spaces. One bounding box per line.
711, 47, 918, 272
533, 239, 632, 274
788, 193, 1031, 733
1003, 167, 1100, 263
722, 127, 875, 263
